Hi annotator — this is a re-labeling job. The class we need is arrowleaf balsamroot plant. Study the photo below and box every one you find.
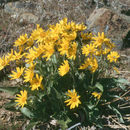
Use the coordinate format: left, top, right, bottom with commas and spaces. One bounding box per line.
0, 18, 127, 129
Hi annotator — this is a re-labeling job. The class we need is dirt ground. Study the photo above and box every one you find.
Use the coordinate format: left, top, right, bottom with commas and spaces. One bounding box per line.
0, 1, 130, 129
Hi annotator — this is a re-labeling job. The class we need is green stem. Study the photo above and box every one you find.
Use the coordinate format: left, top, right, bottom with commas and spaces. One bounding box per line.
91, 73, 94, 86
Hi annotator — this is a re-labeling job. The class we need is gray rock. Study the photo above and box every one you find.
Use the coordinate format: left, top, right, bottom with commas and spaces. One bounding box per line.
109, 0, 130, 14
4, 1, 43, 23
86, 8, 130, 49
19, 13, 39, 23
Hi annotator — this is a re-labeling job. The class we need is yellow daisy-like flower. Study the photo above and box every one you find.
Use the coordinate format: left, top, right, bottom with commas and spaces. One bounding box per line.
24, 63, 35, 82
107, 51, 120, 63
92, 32, 109, 47
15, 90, 27, 108
0, 56, 9, 70
81, 32, 93, 41
58, 38, 70, 56
58, 60, 70, 76
30, 74, 43, 91
42, 43, 55, 61
67, 42, 77, 60
89, 57, 98, 73
92, 92, 102, 100
14, 34, 28, 47
25, 48, 37, 63
82, 43, 97, 57
79, 57, 98, 73
79, 58, 90, 70
12, 51, 23, 61
64, 89, 81, 109
10, 67, 24, 80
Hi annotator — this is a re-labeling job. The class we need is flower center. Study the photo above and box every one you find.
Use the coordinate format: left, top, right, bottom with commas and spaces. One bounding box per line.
21, 97, 26, 102
72, 97, 77, 102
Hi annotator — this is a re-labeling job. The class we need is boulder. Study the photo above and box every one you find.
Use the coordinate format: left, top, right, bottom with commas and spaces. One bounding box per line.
4, 1, 42, 23
87, 8, 130, 49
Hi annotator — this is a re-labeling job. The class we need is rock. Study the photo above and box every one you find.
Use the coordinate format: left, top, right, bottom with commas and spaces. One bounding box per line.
87, 8, 130, 49
4, 1, 42, 23
109, 0, 130, 14
19, 13, 39, 23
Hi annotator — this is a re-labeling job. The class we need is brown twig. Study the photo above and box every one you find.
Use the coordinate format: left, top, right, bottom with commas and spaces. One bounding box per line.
109, 115, 128, 130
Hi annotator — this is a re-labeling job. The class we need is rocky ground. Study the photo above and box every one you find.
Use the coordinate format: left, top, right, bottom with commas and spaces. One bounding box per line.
0, 0, 130, 129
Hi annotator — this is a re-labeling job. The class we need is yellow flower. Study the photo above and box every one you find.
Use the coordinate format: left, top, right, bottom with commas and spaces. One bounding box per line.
26, 36, 34, 50
102, 48, 111, 55
24, 63, 35, 82
10, 67, 24, 80
31, 24, 46, 42
92, 32, 109, 47
30, 74, 43, 91
15, 90, 27, 108
14, 34, 28, 47
58, 38, 70, 56
64, 89, 81, 109
58, 60, 70, 76
107, 51, 120, 63
79, 57, 98, 73
42, 43, 55, 61
113, 67, 120, 74
63, 31, 77, 41
0, 56, 9, 70
33, 44, 44, 58
82, 44, 97, 57
89, 57, 98, 73
92, 92, 102, 100
75, 23, 87, 31
67, 42, 77, 60
81, 32, 93, 41
25, 48, 37, 63
79, 58, 90, 70
12, 51, 23, 61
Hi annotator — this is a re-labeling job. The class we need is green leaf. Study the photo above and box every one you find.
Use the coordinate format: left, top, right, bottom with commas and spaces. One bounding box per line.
26, 121, 38, 130
53, 87, 62, 99
58, 118, 71, 130
87, 104, 95, 110
113, 107, 124, 123
0, 87, 18, 95
118, 84, 126, 90
20, 107, 34, 118
4, 102, 16, 109
95, 83, 103, 92
108, 95, 123, 100
115, 78, 129, 84
108, 105, 124, 123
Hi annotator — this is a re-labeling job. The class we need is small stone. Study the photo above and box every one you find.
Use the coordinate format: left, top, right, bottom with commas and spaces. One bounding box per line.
19, 13, 39, 23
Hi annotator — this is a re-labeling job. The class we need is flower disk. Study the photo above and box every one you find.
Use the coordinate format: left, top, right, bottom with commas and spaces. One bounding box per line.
64, 89, 81, 109
15, 90, 27, 108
